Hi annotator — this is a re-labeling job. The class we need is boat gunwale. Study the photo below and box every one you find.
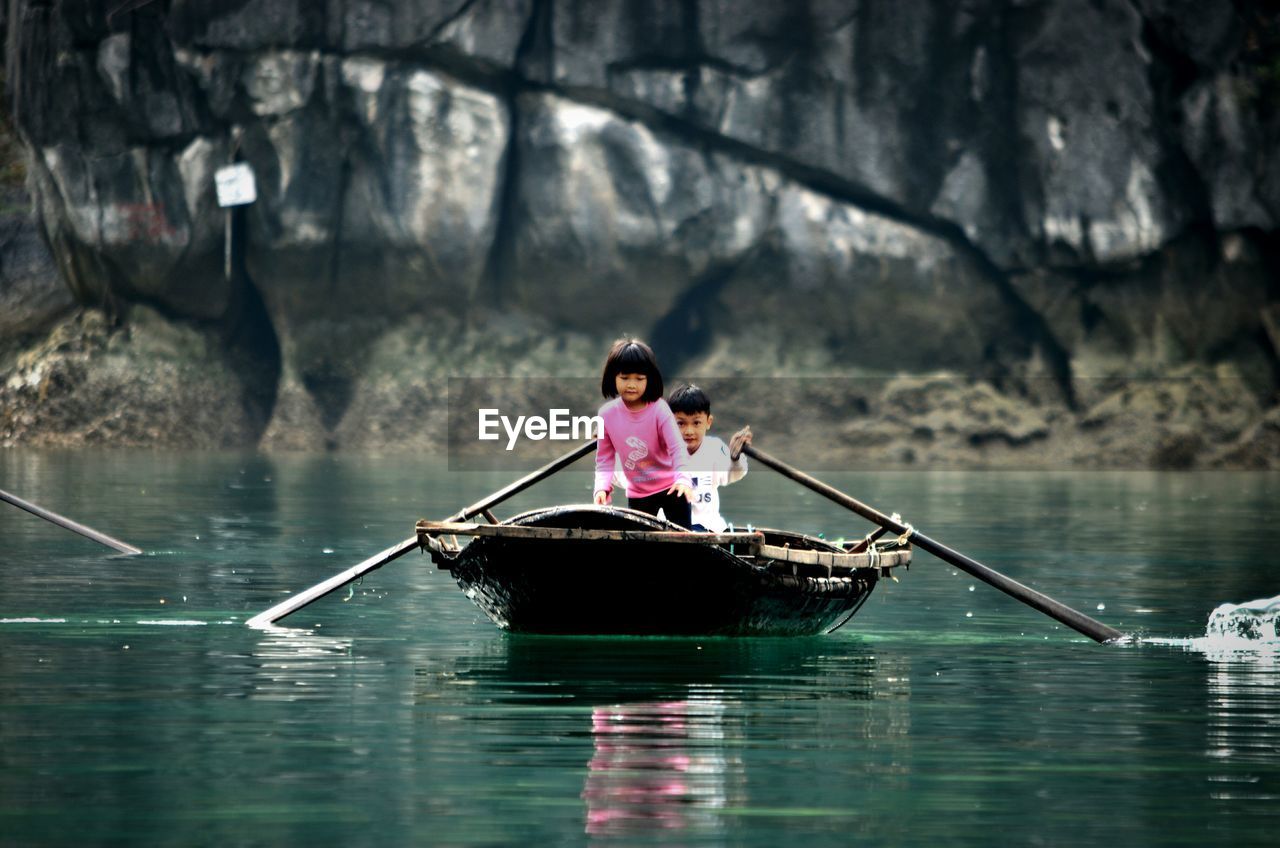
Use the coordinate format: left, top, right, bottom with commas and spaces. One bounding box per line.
417, 520, 764, 547
417, 505, 910, 576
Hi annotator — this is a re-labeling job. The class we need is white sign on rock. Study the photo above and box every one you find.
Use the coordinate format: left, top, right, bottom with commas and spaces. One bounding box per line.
215, 163, 257, 207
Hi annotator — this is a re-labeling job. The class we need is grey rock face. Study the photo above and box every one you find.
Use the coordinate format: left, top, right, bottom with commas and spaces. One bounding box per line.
240, 59, 509, 445
29, 138, 230, 318
0, 186, 72, 337
1009, 232, 1276, 401
543, 0, 1224, 270
1, 0, 1276, 463
508, 92, 775, 331
330, 0, 532, 64
715, 181, 1023, 375
1013, 0, 1188, 266
167, 0, 532, 63
509, 91, 1022, 375
1181, 74, 1278, 231
549, 1, 980, 223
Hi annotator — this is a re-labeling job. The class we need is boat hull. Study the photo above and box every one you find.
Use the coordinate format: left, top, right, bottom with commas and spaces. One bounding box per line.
435, 506, 881, 636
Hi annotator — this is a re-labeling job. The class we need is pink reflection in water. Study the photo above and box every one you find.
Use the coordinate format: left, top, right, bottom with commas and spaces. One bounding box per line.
583, 698, 739, 836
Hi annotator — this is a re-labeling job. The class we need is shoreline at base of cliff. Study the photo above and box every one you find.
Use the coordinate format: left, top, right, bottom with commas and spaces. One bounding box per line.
3, 307, 1276, 470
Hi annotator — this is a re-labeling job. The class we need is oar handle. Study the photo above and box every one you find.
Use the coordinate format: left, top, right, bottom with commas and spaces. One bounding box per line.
741, 445, 1123, 643
0, 488, 142, 555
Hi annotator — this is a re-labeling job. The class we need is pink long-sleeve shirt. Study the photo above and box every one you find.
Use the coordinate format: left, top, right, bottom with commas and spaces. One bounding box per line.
594, 398, 691, 498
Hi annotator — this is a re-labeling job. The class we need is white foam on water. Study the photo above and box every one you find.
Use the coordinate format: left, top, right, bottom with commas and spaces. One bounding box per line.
0, 617, 67, 624
135, 619, 208, 626
1146, 594, 1280, 661
1205, 595, 1280, 641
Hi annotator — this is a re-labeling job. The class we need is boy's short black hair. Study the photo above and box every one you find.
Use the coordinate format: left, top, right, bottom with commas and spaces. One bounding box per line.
601, 338, 664, 401
668, 384, 711, 415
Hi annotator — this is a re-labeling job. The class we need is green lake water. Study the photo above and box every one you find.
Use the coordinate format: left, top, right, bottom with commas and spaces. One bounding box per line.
1, 450, 1278, 845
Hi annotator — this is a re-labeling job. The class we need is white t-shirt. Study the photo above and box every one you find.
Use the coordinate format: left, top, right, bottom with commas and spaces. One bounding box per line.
613, 435, 747, 531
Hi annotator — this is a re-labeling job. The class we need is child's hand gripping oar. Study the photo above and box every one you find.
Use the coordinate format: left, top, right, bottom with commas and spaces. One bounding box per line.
736, 443, 1124, 643
246, 440, 597, 628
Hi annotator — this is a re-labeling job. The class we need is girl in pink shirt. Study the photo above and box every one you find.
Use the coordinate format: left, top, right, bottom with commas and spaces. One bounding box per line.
592, 339, 694, 529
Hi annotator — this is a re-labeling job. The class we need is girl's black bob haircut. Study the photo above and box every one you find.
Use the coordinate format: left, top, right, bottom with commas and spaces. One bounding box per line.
601, 338, 664, 401
668, 384, 711, 415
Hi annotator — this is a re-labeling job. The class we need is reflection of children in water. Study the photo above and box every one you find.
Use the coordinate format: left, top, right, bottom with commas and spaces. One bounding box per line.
582, 698, 742, 836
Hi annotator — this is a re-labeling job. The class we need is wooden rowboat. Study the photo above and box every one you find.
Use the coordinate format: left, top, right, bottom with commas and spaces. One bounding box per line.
416, 504, 910, 636
418, 505, 910, 636
254, 441, 1118, 642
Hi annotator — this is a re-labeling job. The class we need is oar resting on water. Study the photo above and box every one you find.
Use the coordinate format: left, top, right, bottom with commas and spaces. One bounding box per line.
0, 488, 142, 555
246, 440, 597, 628
736, 443, 1124, 644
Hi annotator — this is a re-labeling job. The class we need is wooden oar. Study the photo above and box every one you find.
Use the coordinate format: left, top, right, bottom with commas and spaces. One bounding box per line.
739, 444, 1123, 643
246, 440, 597, 628
0, 487, 142, 555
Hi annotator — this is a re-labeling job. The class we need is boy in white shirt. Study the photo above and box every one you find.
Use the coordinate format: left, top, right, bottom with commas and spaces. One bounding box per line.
666, 385, 751, 532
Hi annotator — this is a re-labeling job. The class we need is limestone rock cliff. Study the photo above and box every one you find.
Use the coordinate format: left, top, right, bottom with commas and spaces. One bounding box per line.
1, 0, 1277, 467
